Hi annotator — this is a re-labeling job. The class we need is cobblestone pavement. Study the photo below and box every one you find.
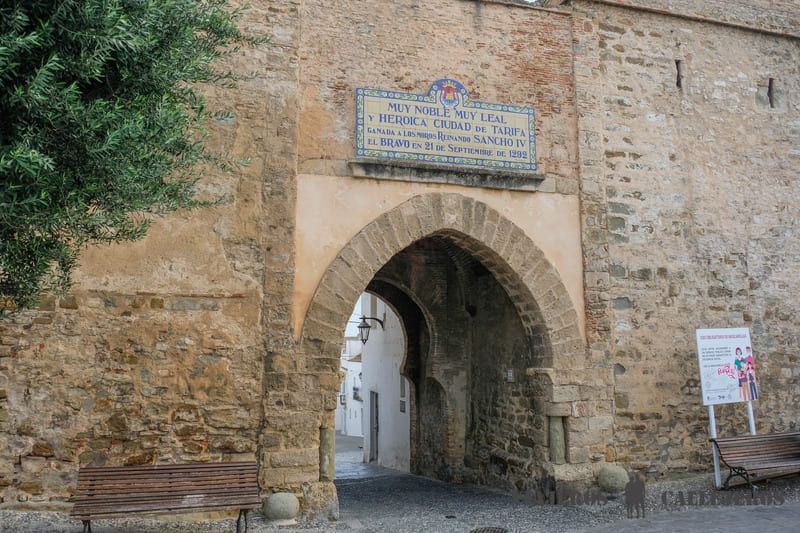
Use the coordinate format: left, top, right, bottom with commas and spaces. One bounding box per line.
3, 439, 800, 533
335, 433, 375, 480
584, 501, 800, 532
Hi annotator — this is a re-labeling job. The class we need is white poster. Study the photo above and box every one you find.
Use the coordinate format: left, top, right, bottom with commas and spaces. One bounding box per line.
696, 328, 759, 406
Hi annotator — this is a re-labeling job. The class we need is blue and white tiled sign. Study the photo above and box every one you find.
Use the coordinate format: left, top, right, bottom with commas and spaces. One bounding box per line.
355, 79, 537, 173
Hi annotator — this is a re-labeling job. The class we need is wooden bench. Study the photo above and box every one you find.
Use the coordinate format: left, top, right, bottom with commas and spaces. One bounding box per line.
70, 462, 261, 533
711, 432, 800, 494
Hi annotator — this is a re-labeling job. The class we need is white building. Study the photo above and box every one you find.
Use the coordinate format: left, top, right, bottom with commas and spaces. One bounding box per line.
335, 301, 364, 437
360, 294, 410, 472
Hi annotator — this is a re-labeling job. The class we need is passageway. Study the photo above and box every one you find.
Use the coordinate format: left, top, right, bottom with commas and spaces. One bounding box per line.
333, 462, 616, 533
309, 194, 589, 516
333, 231, 556, 504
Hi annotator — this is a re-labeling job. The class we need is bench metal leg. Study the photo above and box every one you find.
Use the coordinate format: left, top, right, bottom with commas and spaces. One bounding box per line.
236, 509, 248, 533
723, 467, 756, 497
723, 466, 749, 490
82, 521, 92, 533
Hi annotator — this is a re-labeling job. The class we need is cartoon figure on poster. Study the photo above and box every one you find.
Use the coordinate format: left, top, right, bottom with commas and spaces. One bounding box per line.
734, 346, 758, 401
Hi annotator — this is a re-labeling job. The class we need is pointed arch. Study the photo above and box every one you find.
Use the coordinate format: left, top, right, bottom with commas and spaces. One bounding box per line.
300, 192, 584, 370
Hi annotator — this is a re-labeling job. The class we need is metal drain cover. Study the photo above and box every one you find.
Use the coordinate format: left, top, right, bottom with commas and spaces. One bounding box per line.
470, 528, 509, 533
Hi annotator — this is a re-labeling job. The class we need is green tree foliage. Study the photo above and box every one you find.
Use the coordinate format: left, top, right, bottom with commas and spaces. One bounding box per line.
0, 0, 257, 309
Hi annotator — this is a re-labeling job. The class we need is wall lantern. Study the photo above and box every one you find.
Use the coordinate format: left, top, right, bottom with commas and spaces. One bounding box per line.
357, 315, 384, 344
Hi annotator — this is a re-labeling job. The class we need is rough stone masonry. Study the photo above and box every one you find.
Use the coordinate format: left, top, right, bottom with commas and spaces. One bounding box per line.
0, 0, 798, 519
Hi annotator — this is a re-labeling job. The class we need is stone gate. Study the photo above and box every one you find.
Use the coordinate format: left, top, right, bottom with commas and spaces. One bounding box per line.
1, 0, 798, 520
289, 193, 606, 505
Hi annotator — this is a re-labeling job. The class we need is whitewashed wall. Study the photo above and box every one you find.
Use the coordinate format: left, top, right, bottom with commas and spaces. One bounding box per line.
361, 294, 410, 471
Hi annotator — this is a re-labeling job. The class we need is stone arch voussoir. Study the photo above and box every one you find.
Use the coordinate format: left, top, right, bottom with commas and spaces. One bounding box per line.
302, 192, 584, 372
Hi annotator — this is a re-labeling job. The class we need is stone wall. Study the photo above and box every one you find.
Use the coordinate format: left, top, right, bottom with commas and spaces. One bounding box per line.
586, 0, 800, 37
573, 0, 800, 475
466, 264, 546, 492
296, 0, 580, 194
0, 0, 277, 509
0, 294, 263, 507
2, 0, 798, 518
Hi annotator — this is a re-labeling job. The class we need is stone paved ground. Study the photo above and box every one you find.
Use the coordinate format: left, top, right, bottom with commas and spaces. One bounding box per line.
335, 433, 370, 480
3, 438, 800, 533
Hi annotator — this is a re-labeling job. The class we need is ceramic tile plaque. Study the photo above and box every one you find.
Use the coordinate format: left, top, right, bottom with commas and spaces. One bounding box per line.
355, 79, 537, 173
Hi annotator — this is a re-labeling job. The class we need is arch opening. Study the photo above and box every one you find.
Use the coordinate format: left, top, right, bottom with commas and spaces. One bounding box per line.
332, 231, 556, 492
301, 193, 587, 503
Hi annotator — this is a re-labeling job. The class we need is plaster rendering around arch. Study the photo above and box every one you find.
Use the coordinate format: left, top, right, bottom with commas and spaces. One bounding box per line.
295, 192, 610, 503
301, 192, 584, 363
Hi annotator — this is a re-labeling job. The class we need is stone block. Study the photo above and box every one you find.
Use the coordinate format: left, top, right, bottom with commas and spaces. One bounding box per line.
545, 402, 572, 417
31, 442, 54, 457
59, 295, 78, 309
612, 297, 631, 310
284, 467, 318, 485
551, 386, 580, 403
269, 448, 318, 468
302, 481, 339, 521
567, 446, 590, 464
549, 417, 566, 465
166, 298, 220, 311
614, 393, 629, 409
319, 428, 335, 482
21, 457, 47, 474
572, 401, 596, 418
18, 481, 44, 495
36, 296, 56, 311
589, 416, 614, 430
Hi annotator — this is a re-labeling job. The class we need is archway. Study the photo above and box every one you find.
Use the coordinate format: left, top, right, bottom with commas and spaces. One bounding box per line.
299, 192, 590, 505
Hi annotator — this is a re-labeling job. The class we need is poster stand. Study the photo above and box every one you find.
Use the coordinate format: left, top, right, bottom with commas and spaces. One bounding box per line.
707, 401, 757, 488
696, 328, 758, 489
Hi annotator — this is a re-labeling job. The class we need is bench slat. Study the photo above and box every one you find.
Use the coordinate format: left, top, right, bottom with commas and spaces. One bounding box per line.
73, 494, 261, 511
724, 456, 800, 464
76, 484, 258, 495
714, 432, 800, 440
72, 487, 258, 503
72, 497, 261, 510
80, 468, 253, 479
77, 474, 257, 489
72, 490, 261, 502
716, 445, 800, 453
745, 460, 800, 469
717, 439, 800, 446
78, 468, 258, 479
72, 461, 257, 475
722, 451, 800, 459
723, 444, 800, 447
720, 448, 799, 453
714, 432, 800, 438
72, 500, 262, 520
78, 461, 256, 473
